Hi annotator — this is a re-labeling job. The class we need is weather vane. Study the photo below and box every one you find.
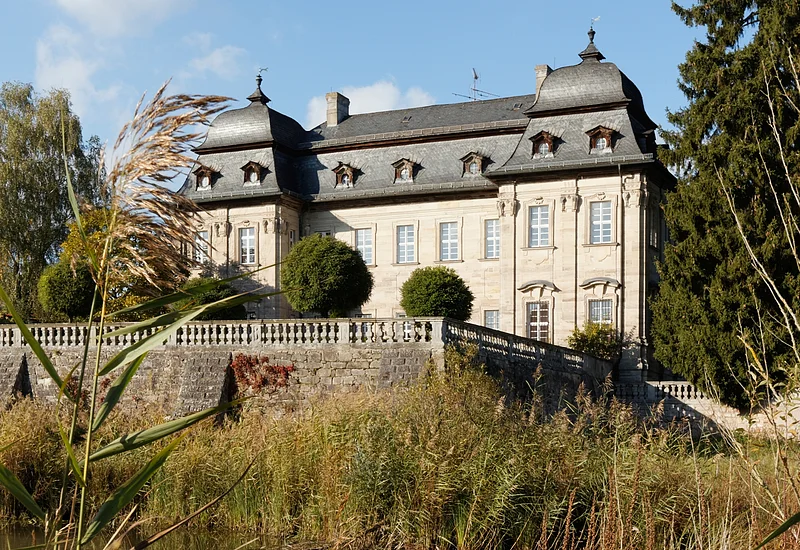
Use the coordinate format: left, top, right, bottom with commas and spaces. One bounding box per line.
256, 67, 268, 87
591, 16, 600, 29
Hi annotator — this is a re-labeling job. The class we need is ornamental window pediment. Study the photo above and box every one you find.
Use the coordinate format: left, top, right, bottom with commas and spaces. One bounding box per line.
241, 161, 268, 186
332, 162, 357, 188
392, 158, 418, 184
460, 152, 488, 176
586, 126, 615, 154
193, 165, 217, 191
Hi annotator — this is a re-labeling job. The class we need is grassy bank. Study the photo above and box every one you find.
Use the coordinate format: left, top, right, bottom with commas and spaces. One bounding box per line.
1, 349, 799, 549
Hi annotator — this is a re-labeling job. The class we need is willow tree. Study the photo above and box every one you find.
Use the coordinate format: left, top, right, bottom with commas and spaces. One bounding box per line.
651, 1, 800, 409
0, 82, 101, 318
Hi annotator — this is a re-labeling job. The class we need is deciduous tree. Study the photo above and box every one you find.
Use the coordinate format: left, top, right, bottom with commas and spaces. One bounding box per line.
399, 266, 474, 321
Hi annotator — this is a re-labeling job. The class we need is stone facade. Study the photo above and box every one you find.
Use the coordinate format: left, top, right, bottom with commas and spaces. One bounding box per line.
180, 30, 674, 382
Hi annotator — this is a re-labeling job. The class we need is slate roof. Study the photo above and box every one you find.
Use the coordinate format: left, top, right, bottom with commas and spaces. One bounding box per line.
195, 101, 307, 152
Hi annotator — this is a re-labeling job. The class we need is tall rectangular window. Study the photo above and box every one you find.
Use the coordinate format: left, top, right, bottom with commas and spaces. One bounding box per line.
528, 206, 550, 247
440, 221, 459, 261
484, 310, 500, 330
527, 301, 550, 343
648, 207, 659, 248
590, 201, 613, 244
355, 228, 373, 264
239, 227, 255, 265
485, 219, 500, 259
589, 299, 613, 325
396, 225, 415, 263
194, 230, 209, 263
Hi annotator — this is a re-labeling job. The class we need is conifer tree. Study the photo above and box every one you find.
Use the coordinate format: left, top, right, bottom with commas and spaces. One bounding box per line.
652, 1, 800, 409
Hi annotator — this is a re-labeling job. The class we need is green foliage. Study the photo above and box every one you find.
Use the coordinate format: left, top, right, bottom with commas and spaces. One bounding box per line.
399, 266, 474, 320
280, 234, 374, 317
174, 277, 247, 321
0, 82, 101, 319
567, 321, 625, 362
651, 1, 800, 410
37, 261, 95, 322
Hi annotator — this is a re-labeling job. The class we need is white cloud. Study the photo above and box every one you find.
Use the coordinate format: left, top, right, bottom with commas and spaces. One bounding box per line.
305, 80, 435, 129
35, 25, 121, 121
188, 45, 247, 81
53, 0, 190, 36
183, 32, 213, 51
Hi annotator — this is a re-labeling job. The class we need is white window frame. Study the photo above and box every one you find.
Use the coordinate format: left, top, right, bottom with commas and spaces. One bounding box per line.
239, 227, 256, 265
194, 230, 209, 263
396, 224, 416, 264
355, 227, 374, 265
484, 218, 500, 259
526, 300, 551, 343
484, 310, 500, 330
590, 201, 613, 244
528, 205, 550, 248
439, 221, 459, 261
588, 298, 614, 325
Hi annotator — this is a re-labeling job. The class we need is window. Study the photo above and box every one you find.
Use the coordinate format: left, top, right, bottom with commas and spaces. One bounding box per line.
194, 166, 214, 190
333, 162, 356, 188
392, 158, 416, 183
469, 161, 479, 174
530, 131, 555, 157
527, 301, 550, 343
589, 299, 613, 325
528, 205, 550, 247
484, 310, 500, 330
439, 221, 458, 261
396, 225, 415, 263
538, 142, 549, 155
289, 229, 296, 249
241, 161, 264, 185
194, 230, 209, 263
590, 201, 613, 244
485, 219, 500, 259
239, 227, 256, 265
396, 311, 413, 341
587, 126, 614, 153
355, 228, 373, 264
648, 207, 659, 248
460, 152, 486, 176
316, 230, 332, 237
595, 137, 607, 150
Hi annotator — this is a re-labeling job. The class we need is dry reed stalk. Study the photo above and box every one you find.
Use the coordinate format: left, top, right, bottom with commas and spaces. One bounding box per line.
603, 465, 619, 550
561, 487, 576, 550
644, 499, 654, 550
624, 436, 643, 548
536, 509, 548, 550
586, 498, 599, 550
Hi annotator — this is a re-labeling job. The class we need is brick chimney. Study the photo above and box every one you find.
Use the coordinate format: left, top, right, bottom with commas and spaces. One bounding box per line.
326, 92, 350, 126
535, 64, 553, 96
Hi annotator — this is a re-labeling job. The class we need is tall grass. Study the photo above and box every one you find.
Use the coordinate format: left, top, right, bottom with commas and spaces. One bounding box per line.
2, 347, 799, 548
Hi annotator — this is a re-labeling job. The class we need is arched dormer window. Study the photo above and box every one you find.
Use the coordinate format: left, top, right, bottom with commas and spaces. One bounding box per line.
241, 161, 267, 186
332, 162, 357, 188
530, 131, 556, 158
586, 126, 615, 154
193, 166, 216, 191
392, 158, 417, 184
460, 152, 488, 176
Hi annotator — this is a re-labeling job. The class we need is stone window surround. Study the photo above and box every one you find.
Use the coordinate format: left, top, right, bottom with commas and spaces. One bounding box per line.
238, 224, 258, 265
525, 298, 552, 343
524, 198, 555, 249
483, 309, 500, 330
580, 278, 620, 326
586, 195, 617, 246
353, 224, 377, 267
194, 229, 210, 263
481, 217, 501, 260
393, 221, 419, 265
436, 217, 463, 263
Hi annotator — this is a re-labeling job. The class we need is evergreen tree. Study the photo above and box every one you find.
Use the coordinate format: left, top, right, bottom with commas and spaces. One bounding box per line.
400, 266, 474, 321
652, 1, 800, 409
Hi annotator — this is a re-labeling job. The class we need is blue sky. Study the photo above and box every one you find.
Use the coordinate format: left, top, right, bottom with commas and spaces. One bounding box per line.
1, 0, 704, 147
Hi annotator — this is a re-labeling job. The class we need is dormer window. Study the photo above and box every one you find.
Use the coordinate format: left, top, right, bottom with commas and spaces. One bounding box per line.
332, 162, 356, 188
392, 158, 417, 184
241, 161, 266, 186
530, 131, 556, 158
587, 126, 615, 154
460, 152, 487, 176
193, 166, 216, 191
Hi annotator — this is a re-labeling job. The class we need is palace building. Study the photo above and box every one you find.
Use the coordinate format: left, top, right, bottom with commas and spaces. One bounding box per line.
179, 29, 675, 382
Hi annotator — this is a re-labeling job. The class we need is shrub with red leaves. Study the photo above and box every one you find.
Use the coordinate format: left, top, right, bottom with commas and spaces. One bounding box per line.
230, 353, 295, 396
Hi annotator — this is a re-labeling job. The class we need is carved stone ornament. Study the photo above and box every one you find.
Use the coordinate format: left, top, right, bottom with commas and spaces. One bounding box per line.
595, 192, 606, 201
623, 188, 649, 208
560, 194, 580, 212
263, 218, 272, 233
533, 196, 544, 205
496, 198, 517, 217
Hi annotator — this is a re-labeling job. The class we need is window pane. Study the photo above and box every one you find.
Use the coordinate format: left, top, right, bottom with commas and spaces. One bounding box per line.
397, 225, 415, 263
356, 228, 373, 264
529, 206, 550, 247
590, 201, 612, 244
589, 299, 613, 325
484, 310, 499, 330
239, 227, 255, 264
485, 219, 500, 259
194, 230, 209, 263
440, 221, 458, 261
527, 301, 550, 343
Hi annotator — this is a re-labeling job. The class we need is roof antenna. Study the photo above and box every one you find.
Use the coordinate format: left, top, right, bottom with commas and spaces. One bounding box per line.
452, 68, 499, 101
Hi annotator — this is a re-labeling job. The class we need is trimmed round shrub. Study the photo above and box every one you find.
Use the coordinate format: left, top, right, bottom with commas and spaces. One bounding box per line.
174, 277, 248, 321
37, 261, 96, 322
399, 266, 474, 321
281, 234, 374, 318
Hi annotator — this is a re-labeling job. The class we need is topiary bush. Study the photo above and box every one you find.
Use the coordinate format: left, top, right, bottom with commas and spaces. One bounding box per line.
566, 321, 627, 361
280, 234, 374, 318
37, 261, 95, 322
399, 266, 474, 321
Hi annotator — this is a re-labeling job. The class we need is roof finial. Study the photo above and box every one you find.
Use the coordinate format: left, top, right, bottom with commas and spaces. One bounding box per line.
579, 18, 605, 63
247, 67, 271, 105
